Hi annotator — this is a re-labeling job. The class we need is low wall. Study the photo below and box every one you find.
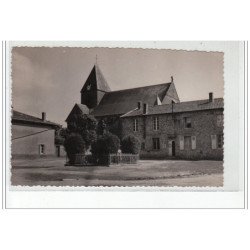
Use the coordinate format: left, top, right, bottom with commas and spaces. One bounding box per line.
108, 154, 139, 165
66, 153, 139, 166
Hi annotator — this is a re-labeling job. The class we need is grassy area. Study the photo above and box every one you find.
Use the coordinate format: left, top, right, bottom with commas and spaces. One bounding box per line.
11, 158, 223, 187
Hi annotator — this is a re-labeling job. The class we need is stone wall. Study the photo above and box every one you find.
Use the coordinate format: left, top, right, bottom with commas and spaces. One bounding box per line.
121, 109, 224, 160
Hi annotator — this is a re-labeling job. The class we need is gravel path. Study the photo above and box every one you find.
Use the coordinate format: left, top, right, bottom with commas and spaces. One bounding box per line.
11, 158, 223, 187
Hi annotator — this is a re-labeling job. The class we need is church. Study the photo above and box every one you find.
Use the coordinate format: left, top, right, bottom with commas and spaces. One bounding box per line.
66, 64, 224, 160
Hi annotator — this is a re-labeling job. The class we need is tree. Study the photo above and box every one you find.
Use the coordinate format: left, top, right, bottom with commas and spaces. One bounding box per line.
103, 116, 122, 137
55, 127, 69, 145
64, 134, 86, 164
91, 132, 120, 164
59, 127, 70, 139
121, 135, 141, 154
97, 119, 107, 135
67, 114, 97, 148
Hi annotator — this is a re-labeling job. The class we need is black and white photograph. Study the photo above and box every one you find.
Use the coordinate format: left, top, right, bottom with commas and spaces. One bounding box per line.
0, 2, 249, 250
10, 44, 225, 187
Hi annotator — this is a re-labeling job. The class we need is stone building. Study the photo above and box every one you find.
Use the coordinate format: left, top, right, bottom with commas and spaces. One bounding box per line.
12, 110, 64, 158
120, 96, 223, 160
67, 64, 224, 160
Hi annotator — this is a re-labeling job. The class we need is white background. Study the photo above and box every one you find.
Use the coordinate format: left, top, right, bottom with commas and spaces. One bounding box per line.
6, 41, 243, 196
0, 0, 249, 250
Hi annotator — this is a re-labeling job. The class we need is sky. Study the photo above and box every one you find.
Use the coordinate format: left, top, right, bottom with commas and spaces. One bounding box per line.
11, 47, 224, 126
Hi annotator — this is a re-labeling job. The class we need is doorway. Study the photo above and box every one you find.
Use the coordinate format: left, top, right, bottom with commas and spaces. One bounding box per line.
172, 141, 176, 156
56, 145, 60, 157
168, 140, 176, 157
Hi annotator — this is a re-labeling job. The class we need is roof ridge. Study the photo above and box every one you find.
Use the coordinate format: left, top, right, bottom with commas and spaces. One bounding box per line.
13, 110, 43, 121
106, 82, 172, 94
121, 97, 224, 118
12, 110, 60, 126
152, 97, 223, 108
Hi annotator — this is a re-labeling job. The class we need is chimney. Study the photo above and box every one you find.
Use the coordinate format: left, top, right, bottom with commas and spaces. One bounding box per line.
143, 103, 148, 114
209, 92, 214, 102
137, 101, 142, 110
42, 112, 46, 121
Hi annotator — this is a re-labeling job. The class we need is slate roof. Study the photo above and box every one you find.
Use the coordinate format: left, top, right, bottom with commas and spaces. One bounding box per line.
76, 103, 89, 114
121, 98, 224, 117
12, 110, 61, 128
81, 64, 111, 93
90, 82, 172, 117
65, 103, 89, 122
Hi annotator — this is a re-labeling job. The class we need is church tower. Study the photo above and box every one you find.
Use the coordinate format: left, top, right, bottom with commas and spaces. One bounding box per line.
80, 64, 111, 109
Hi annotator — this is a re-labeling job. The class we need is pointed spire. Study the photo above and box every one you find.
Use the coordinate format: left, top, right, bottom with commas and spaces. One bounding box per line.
80, 64, 111, 93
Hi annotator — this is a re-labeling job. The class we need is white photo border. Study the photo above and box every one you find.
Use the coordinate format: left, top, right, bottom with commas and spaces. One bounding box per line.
3, 41, 247, 208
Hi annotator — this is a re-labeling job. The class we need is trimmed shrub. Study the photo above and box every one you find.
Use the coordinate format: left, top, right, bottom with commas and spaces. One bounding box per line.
64, 134, 86, 164
67, 114, 97, 148
121, 135, 141, 154
97, 119, 107, 135
91, 132, 120, 164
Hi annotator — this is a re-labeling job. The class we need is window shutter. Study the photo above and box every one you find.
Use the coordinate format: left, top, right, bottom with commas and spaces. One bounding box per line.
217, 115, 223, 127
179, 136, 184, 150
191, 136, 196, 150
211, 135, 217, 149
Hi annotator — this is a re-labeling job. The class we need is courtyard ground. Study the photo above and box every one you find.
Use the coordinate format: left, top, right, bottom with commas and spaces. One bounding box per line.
11, 157, 223, 187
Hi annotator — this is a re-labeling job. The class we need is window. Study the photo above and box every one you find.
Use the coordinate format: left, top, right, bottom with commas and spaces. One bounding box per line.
153, 138, 160, 150
217, 134, 223, 148
153, 116, 159, 131
133, 118, 138, 132
39, 144, 45, 155
184, 136, 191, 150
184, 117, 192, 128
141, 142, 145, 150
191, 136, 196, 150
174, 119, 181, 129
211, 135, 217, 149
217, 115, 223, 127
179, 136, 184, 150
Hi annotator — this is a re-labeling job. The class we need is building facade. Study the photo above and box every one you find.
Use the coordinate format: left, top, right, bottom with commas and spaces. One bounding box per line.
120, 99, 223, 160
67, 64, 224, 160
12, 110, 64, 158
